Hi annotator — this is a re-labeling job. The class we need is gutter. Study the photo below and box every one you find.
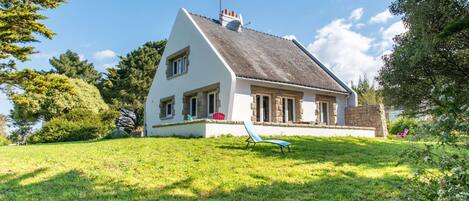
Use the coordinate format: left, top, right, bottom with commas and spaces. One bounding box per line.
237, 76, 349, 95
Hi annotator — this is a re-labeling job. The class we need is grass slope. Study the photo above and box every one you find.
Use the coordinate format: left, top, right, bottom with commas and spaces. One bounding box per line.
0, 137, 417, 200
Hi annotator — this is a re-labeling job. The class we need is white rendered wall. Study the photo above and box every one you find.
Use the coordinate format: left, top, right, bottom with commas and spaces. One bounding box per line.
231, 80, 253, 121
145, 9, 234, 135
152, 123, 375, 138
231, 79, 348, 125
302, 92, 316, 122
336, 95, 346, 125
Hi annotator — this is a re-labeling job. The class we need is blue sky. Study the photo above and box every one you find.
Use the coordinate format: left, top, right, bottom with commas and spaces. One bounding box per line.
1, 0, 405, 118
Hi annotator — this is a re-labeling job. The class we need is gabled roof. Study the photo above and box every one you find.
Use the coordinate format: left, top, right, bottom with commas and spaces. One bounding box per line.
189, 13, 348, 93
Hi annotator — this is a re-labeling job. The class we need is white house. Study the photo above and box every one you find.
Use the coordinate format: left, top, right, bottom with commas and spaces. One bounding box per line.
144, 8, 382, 138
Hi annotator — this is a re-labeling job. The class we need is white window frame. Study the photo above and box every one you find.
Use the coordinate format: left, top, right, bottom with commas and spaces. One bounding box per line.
189, 96, 197, 117
283, 97, 296, 123
318, 101, 329, 125
165, 102, 173, 118
207, 91, 217, 117
171, 56, 187, 76
255, 94, 272, 123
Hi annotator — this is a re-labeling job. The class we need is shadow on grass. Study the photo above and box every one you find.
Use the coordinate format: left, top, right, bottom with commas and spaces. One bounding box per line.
0, 168, 405, 200
218, 137, 412, 169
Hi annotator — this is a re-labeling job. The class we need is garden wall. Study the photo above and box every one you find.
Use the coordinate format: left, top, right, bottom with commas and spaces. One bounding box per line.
151, 120, 375, 138
345, 104, 388, 137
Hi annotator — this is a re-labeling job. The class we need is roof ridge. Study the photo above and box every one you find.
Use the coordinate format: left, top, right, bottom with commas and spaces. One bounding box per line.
188, 12, 291, 41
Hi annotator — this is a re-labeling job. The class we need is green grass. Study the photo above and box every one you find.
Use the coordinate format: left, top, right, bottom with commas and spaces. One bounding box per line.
0, 137, 419, 200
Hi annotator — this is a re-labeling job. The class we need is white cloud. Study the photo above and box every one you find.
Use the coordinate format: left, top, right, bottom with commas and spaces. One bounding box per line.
349, 8, 364, 21
102, 62, 117, 69
78, 54, 85, 61
94, 49, 116, 60
355, 23, 365, 29
308, 19, 382, 84
283, 35, 297, 40
378, 20, 406, 50
369, 9, 393, 24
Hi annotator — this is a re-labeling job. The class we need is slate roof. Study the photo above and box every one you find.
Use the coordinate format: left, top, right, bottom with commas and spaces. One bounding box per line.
190, 13, 348, 93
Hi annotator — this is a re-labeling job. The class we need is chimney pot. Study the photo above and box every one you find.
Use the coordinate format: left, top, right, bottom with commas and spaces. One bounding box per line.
219, 8, 243, 32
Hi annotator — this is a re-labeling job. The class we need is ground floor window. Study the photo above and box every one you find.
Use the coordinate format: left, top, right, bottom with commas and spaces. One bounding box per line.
207, 92, 217, 117
283, 97, 295, 123
189, 96, 197, 117
255, 95, 271, 122
318, 101, 329, 124
159, 95, 175, 120
165, 102, 172, 117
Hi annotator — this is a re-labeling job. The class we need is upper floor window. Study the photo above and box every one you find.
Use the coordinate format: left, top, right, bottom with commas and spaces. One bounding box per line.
172, 56, 187, 76
166, 46, 190, 79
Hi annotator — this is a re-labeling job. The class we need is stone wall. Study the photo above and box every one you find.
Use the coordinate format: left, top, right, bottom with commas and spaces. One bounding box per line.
345, 104, 388, 137
315, 94, 337, 125
251, 85, 303, 123
182, 83, 220, 119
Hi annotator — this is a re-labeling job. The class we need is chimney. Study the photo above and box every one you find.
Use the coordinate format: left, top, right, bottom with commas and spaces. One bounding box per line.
219, 9, 243, 32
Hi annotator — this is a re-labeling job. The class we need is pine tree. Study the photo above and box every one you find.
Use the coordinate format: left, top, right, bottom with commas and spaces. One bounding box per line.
49, 50, 101, 84
0, 0, 65, 72
100, 40, 166, 131
351, 75, 383, 106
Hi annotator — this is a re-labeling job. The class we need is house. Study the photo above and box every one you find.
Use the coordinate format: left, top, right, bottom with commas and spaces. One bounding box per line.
145, 8, 387, 138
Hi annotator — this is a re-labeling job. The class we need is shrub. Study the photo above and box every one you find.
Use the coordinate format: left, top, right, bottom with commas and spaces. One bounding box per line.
389, 117, 418, 136
0, 135, 11, 146
28, 109, 119, 144
104, 129, 130, 139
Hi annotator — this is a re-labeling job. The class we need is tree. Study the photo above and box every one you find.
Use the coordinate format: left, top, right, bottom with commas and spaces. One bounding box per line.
0, 114, 6, 137
377, 0, 468, 200
0, 0, 65, 73
3, 69, 109, 123
377, 0, 469, 115
100, 40, 166, 132
351, 75, 383, 106
49, 50, 101, 84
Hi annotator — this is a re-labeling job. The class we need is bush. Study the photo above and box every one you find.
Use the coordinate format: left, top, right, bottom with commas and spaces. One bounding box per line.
28, 109, 119, 144
105, 129, 130, 139
389, 117, 418, 136
0, 135, 11, 146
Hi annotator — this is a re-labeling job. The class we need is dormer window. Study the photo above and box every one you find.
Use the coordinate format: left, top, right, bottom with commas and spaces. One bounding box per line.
166, 46, 190, 79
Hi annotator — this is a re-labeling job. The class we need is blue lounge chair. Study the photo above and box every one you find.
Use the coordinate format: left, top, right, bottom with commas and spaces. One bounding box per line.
243, 120, 291, 153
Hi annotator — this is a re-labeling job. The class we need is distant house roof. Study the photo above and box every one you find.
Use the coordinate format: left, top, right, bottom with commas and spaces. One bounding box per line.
190, 13, 348, 93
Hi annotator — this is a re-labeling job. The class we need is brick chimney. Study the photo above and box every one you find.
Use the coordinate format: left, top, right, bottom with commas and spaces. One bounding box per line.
219, 9, 243, 32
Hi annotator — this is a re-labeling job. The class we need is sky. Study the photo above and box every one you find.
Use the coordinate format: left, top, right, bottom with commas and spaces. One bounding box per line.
0, 0, 406, 119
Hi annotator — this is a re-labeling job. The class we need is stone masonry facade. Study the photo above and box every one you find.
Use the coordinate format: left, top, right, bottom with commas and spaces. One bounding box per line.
182, 83, 220, 119
345, 104, 388, 137
251, 85, 303, 123
315, 94, 337, 125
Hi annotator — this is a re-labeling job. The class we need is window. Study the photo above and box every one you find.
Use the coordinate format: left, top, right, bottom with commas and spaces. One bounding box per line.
318, 102, 329, 124
165, 102, 172, 117
255, 95, 271, 122
282, 98, 295, 123
159, 95, 175, 120
207, 92, 217, 117
189, 97, 197, 117
171, 56, 187, 77
166, 46, 190, 79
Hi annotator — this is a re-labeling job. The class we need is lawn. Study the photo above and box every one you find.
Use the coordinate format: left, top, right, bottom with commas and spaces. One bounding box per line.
0, 136, 418, 200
